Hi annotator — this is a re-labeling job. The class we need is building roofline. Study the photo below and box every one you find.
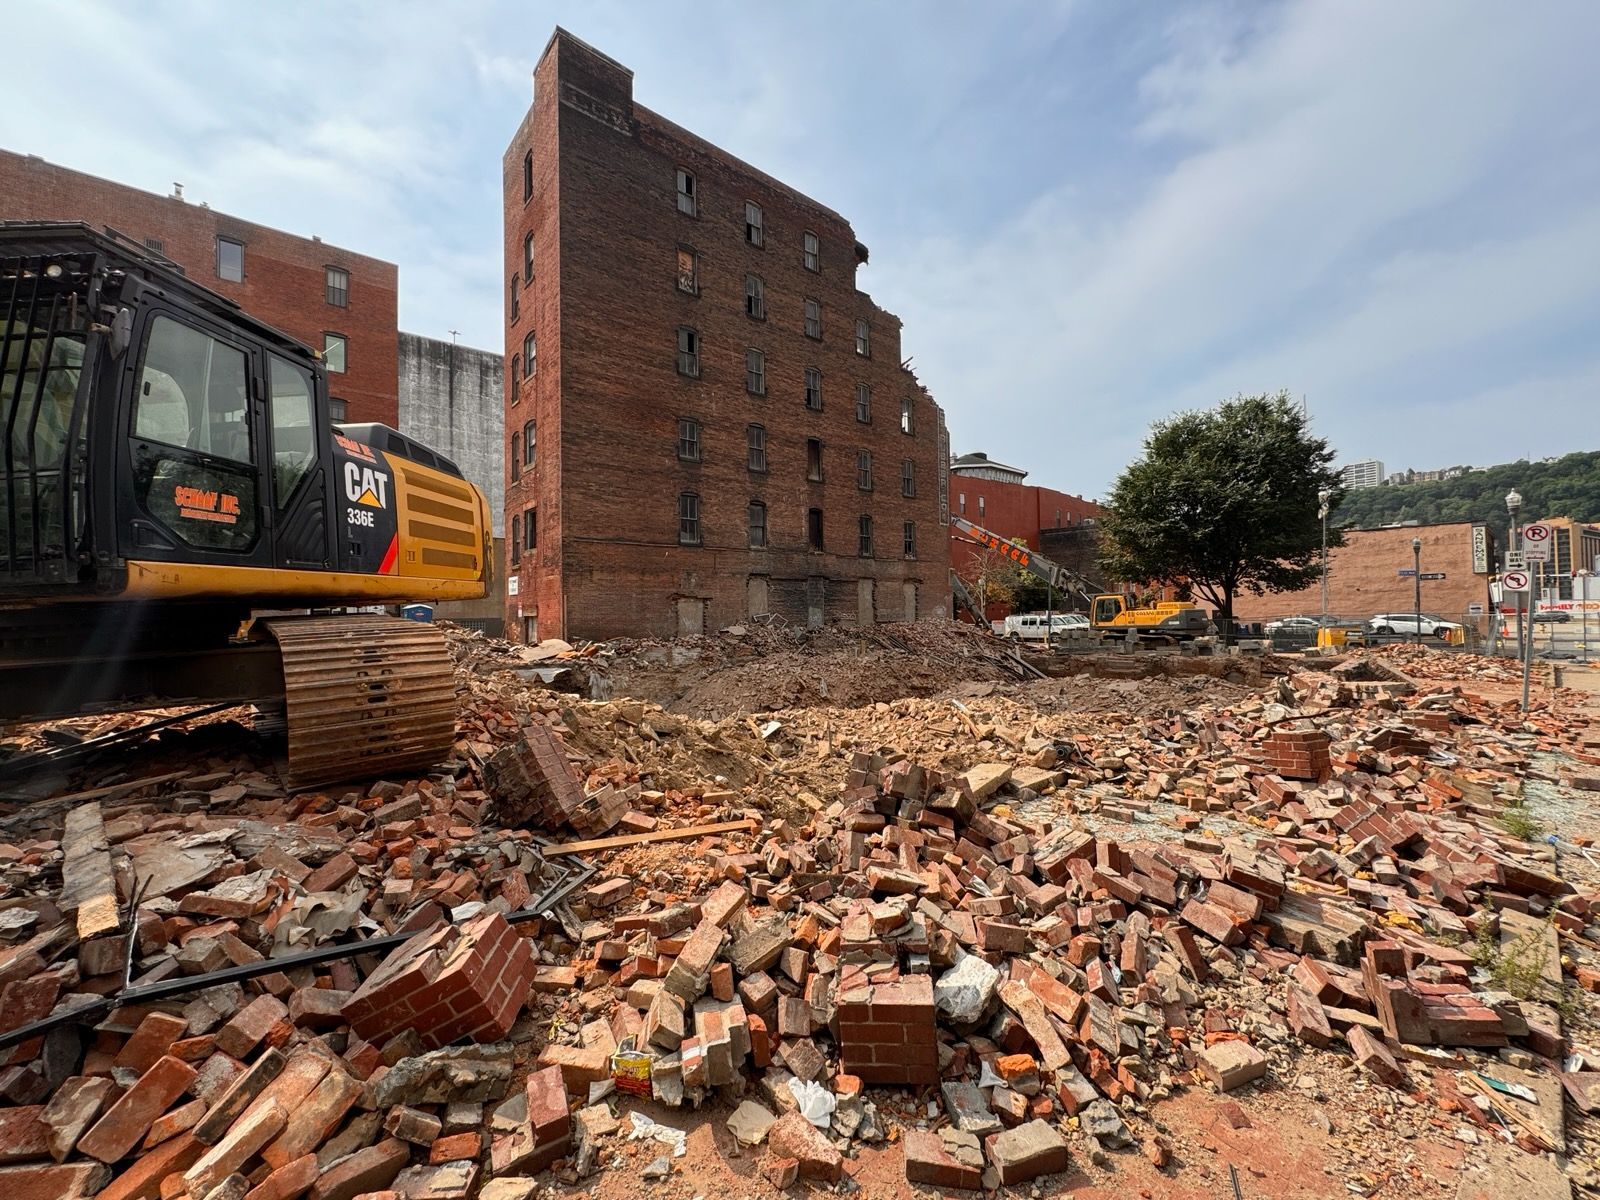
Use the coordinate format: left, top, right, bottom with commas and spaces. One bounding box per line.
0, 147, 396, 273
633, 103, 851, 231
399, 329, 501, 358
539, 26, 634, 82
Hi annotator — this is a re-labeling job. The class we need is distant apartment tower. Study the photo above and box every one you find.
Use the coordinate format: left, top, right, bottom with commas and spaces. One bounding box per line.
0, 149, 399, 425
502, 29, 948, 642
1341, 459, 1385, 489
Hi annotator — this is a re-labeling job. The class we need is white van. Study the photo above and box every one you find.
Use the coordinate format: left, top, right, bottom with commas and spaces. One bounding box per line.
1002, 612, 1089, 641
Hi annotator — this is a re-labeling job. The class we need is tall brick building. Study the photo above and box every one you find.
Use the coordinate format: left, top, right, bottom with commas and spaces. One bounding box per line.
503, 29, 948, 642
0, 149, 398, 425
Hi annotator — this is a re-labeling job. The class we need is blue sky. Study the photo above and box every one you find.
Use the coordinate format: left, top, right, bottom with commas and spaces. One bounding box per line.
6, 1, 1598, 498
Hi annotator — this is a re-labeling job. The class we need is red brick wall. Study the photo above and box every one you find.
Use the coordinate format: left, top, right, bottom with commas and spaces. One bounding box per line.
949, 473, 1102, 616
0, 149, 399, 426
1229, 522, 1493, 623
503, 30, 948, 641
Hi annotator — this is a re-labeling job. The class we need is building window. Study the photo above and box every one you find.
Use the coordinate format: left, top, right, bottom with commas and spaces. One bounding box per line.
746, 424, 767, 472
901, 459, 916, 497
856, 384, 871, 424
511, 514, 520, 563
856, 319, 870, 357
858, 514, 874, 557
508, 276, 519, 322
677, 327, 700, 377
328, 397, 347, 422
804, 298, 822, 340
804, 368, 822, 411
679, 492, 702, 545
523, 332, 536, 376
903, 521, 916, 558
807, 507, 824, 551
745, 201, 764, 246
958, 492, 966, 515
857, 450, 873, 491
510, 353, 521, 393
510, 433, 520, 482
806, 437, 823, 482
978, 496, 986, 518
215, 236, 244, 282
525, 506, 538, 550
523, 420, 536, 467
144, 237, 164, 253
677, 246, 698, 294
748, 500, 767, 548
745, 274, 766, 320
803, 231, 819, 272
326, 267, 349, 307
676, 168, 697, 216
900, 396, 914, 435
745, 348, 766, 395
323, 333, 347, 374
523, 151, 533, 201
678, 417, 701, 462
523, 232, 534, 282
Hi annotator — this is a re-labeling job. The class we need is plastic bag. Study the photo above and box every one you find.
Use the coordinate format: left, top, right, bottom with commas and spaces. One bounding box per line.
787, 1077, 838, 1129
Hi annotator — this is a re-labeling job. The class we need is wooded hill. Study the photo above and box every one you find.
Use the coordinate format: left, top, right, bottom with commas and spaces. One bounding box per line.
1335, 451, 1600, 530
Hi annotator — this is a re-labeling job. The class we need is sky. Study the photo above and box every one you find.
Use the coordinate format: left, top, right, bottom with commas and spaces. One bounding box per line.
5, 0, 1598, 499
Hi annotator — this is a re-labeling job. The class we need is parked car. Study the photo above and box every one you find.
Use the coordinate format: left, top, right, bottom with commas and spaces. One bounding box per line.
1002, 612, 1089, 641
1531, 609, 1572, 624
1366, 613, 1463, 639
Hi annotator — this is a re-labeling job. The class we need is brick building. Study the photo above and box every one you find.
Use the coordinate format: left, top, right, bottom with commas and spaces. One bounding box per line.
502, 29, 948, 641
948, 452, 1103, 617
1229, 521, 1496, 625
0, 148, 398, 425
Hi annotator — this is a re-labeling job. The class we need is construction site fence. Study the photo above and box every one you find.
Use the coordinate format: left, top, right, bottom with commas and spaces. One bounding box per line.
1240, 608, 1599, 662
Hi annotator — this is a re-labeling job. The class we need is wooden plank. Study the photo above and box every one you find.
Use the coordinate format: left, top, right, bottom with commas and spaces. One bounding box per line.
60, 803, 119, 940
545, 818, 758, 856
0, 771, 189, 814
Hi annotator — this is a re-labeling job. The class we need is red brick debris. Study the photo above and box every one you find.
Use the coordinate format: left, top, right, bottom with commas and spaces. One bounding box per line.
0, 630, 1597, 1196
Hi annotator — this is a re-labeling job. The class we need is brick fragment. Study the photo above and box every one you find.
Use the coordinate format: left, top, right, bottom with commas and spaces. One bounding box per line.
987, 1119, 1068, 1185
77, 1054, 197, 1163
766, 1112, 843, 1182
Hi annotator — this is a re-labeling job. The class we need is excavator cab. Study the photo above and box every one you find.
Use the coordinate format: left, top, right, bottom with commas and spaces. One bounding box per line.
1091, 595, 1126, 627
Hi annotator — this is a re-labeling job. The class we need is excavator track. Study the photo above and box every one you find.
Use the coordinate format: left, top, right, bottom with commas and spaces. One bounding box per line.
265, 615, 458, 790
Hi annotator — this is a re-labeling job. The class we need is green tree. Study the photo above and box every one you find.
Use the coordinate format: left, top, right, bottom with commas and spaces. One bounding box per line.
1099, 391, 1345, 624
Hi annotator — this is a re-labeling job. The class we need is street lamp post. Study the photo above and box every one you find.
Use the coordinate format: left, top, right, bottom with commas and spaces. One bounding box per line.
1578, 569, 1593, 664
1318, 488, 1331, 627
1412, 538, 1422, 646
1506, 489, 1533, 712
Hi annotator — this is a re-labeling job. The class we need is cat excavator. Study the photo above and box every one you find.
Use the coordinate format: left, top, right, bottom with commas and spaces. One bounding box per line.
0, 223, 492, 787
949, 514, 1212, 640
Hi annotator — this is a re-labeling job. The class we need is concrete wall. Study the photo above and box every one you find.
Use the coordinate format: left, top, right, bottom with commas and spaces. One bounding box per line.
398, 333, 506, 635
398, 332, 505, 537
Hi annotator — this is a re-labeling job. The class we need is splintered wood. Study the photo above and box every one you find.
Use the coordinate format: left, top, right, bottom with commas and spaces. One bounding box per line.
60, 803, 119, 940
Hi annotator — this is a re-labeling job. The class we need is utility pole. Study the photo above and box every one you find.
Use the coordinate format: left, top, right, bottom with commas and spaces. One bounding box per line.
1318, 488, 1330, 629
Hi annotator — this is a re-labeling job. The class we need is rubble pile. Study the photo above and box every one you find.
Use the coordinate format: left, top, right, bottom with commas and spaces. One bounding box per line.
0, 632, 1597, 1198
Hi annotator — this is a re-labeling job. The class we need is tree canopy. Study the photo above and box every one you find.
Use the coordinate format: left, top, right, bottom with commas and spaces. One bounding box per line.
1098, 391, 1345, 622
1334, 451, 1600, 532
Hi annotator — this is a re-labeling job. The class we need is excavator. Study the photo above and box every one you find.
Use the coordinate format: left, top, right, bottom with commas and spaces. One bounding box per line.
948, 514, 1212, 641
0, 223, 492, 787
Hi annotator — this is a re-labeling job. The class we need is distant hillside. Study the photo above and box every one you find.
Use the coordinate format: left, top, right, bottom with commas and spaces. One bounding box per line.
1335, 451, 1600, 530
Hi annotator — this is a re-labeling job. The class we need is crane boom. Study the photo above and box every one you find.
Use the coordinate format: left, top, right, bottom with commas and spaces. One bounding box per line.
948, 515, 1096, 605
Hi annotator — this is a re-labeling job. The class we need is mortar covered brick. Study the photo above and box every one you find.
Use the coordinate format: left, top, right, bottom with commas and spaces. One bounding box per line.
342, 912, 534, 1050
837, 974, 938, 1085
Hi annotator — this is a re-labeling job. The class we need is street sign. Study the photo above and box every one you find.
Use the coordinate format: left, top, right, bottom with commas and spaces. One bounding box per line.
1397, 569, 1416, 577
1523, 522, 1553, 563
1505, 550, 1526, 571
1419, 572, 1446, 581
1502, 570, 1530, 593
1471, 524, 1490, 574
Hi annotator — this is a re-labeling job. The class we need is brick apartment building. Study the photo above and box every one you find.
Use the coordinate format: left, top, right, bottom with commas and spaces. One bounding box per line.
503, 29, 949, 642
0, 149, 398, 425
948, 451, 1103, 618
